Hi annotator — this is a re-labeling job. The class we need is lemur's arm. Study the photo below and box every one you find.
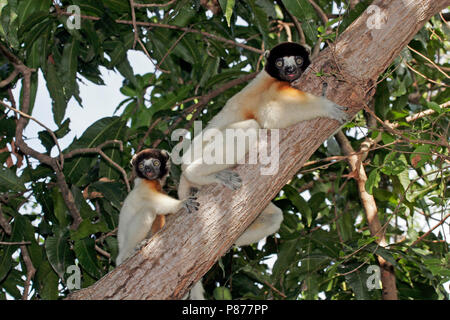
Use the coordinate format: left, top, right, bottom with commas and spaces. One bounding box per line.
154, 193, 199, 215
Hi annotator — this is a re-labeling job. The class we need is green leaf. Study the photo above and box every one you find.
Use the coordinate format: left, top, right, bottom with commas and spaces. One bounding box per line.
61, 37, 80, 98
281, 0, 317, 43
72, 0, 104, 17
410, 144, 431, 168
70, 219, 109, 241
44, 227, 74, 280
52, 188, 70, 228
34, 260, 59, 300
248, 0, 269, 45
18, 10, 49, 38
0, 167, 25, 192
73, 238, 102, 279
381, 152, 407, 175
213, 287, 232, 300
63, 117, 125, 185
272, 239, 297, 280
426, 101, 442, 114
283, 185, 312, 227
90, 181, 126, 209
344, 265, 371, 300
44, 59, 68, 126
17, 0, 51, 28
0, 247, 12, 283
365, 169, 380, 195
219, 0, 235, 27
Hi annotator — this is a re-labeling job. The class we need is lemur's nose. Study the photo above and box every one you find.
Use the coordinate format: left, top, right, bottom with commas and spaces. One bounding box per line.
285, 65, 295, 73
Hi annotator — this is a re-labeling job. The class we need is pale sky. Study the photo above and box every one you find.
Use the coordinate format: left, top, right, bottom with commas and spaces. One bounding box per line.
16, 50, 154, 155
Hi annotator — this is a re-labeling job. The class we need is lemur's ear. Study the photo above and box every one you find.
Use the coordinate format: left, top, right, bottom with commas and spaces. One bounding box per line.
130, 154, 138, 167
161, 150, 170, 158
264, 50, 270, 59
303, 44, 312, 55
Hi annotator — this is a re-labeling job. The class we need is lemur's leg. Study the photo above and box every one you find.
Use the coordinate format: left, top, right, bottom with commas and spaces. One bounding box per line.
235, 202, 283, 246
183, 119, 260, 190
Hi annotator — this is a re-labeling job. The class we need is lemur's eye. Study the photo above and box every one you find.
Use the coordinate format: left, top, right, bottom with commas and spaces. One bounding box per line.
153, 159, 160, 167
296, 57, 303, 65
275, 59, 283, 68
138, 162, 145, 171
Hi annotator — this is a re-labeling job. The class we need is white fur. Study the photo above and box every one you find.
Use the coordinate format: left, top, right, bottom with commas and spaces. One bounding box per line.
178, 70, 348, 246
177, 69, 348, 300
116, 178, 184, 265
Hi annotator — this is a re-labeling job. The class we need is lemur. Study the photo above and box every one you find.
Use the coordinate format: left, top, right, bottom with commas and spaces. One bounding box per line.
116, 148, 199, 265
177, 42, 349, 247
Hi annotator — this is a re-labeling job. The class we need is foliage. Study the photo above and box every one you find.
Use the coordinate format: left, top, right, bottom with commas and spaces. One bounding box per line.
0, 0, 449, 300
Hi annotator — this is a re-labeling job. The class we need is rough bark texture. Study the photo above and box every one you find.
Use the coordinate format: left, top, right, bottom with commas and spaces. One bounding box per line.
67, 0, 450, 300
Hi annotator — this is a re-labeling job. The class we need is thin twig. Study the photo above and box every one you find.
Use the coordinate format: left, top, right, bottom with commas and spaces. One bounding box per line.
403, 59, 450, 87
410, 213, 450, 247
275, 0, 306, 45
95, 244, 111, 259
0, 241, 31, 245
407, 45, 450, 79
0, 69, 19, 88
262, 280, 287, 298
54, 9, 263, 54
64, 140, 130, 192
0, 101, 64, 169
133, 0, 176, 8
20, 244, 36, 300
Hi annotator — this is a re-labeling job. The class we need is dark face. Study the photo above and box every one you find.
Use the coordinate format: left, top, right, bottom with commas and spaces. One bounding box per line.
132, 149, 170, 181
274, 55, 305, 82
265, 42, 311, 82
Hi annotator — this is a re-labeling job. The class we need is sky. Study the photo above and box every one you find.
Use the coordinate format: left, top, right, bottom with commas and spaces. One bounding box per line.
15, 50, 154, 155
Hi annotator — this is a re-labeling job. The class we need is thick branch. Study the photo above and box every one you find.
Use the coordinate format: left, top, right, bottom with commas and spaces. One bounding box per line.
335, 131, 397, 300
67, 0, 449, 300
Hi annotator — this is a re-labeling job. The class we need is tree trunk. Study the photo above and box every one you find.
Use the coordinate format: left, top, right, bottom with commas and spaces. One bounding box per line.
67, 0, 449, 300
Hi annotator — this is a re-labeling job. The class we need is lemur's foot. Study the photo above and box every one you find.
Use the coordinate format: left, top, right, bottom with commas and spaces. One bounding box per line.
215, 170, 242, 190
189, 187, 199, 196
182, 196, 199, 214
322, 82, 328, 97
136, 238, 151, 251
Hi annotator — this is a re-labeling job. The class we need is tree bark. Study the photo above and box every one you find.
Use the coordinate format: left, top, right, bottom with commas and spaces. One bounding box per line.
67, 0, 450, 300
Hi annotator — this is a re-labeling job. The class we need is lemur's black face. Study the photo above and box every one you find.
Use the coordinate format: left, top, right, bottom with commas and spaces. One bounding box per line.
132, 149, 170, 181
265, 42, 311, 82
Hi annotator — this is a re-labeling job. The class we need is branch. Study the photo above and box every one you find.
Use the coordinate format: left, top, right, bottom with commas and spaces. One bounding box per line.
275, 0, 306, 45
64, 140, 130, 192
335, 131, 398, 300
0, 42, 83, 230
20, 244, 36, 300
0, 101, 64, 168
0, 69, 19, 88
53, 9, 263, 54
411, 212, 450, 247
67, 0, 450, 300
133, 0, 176, 8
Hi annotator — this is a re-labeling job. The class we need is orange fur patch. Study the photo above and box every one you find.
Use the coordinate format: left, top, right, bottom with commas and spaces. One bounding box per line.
277, 82, 306, 99
143, 179, 165, 234
143, 179, 162, 192
243, 109, 256, 120
151, 215, 166, 234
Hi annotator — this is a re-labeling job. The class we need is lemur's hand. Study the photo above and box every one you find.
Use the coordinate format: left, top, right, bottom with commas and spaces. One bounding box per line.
215, 170, 242, 190
182, 196, 199, 214
322, 82, 349, 124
